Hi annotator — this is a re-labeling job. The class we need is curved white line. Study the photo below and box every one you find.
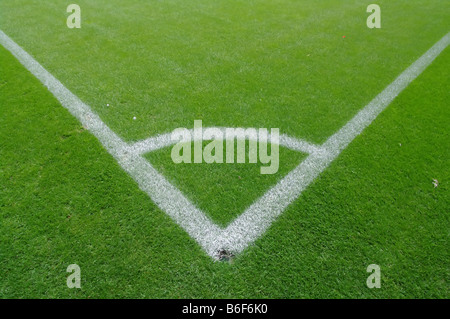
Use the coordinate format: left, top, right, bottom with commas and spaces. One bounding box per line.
128, 127, 325, 156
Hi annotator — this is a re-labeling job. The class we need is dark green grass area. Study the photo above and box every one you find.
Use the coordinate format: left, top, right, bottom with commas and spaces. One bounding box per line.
146, 142, 306, 226
1, 42, 448, 298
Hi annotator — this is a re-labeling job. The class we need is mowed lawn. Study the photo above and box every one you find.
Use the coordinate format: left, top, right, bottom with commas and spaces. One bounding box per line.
1, 0, 449, 298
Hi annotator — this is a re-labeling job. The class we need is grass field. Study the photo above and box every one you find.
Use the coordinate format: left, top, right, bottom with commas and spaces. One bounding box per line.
0, 0, 449, 298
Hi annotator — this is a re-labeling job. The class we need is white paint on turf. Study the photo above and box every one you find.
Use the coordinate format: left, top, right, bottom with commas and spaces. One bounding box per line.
1, 29, 448, 259
128, 127, 325, 156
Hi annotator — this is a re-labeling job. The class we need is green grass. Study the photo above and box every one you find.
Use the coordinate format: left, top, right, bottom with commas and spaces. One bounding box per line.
146, 142, 306, 226
1, 0, 449, 298
0, 0, 448, 142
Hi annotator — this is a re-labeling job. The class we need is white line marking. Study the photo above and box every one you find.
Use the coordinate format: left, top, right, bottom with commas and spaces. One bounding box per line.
129, 127, 325, 156
1, 29, 448, 259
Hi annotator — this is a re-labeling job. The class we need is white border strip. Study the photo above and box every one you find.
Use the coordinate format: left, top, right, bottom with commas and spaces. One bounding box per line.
1, 29, 448, 259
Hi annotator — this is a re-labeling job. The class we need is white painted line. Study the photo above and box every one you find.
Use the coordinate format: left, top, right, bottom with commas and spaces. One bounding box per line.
129, 127, 325, 156
278, 134, 326, 156
0, 31, 126, 156
323, 33, 450, 156
2, 29, 448, 259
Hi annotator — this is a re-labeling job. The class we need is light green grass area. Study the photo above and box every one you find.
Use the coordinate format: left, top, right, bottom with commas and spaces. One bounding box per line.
1, 1, 449, 298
